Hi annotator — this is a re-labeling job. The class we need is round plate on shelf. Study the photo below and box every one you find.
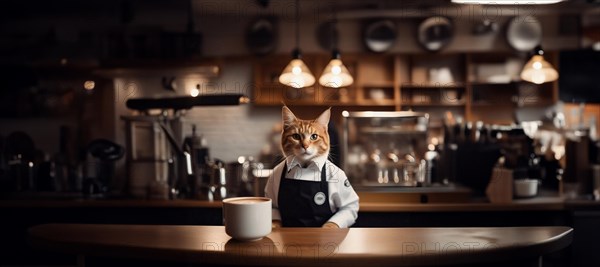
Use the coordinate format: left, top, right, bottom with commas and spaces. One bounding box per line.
506, 16, 542, 52
245, 17, 277, 56
418, 16, 454, 52
363, 20, 397, 53
316, 21, 338, 51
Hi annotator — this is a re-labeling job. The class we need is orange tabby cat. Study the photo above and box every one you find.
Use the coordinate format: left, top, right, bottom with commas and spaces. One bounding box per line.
265, 106, 359, 228
281, 106, 330, 165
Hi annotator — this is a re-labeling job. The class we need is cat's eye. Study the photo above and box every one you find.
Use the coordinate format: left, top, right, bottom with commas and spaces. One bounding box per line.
291, 134, 301, 140
310, 134, 318, 140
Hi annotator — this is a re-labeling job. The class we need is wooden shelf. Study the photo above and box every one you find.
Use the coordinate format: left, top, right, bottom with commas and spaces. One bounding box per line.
401, 83, 466, 89
252, 101, 359, 107
471, 102, 516, 107
402, 102, 466, 107
356, 99, 397, 106
517, 101, 556, 107
253, 52, 559, 125
470, 81, 519, 86
360, 82, 395, 88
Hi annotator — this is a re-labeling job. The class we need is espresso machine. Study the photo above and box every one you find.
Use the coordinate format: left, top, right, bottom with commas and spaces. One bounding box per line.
342, 111, 430, 187
122, 94, 248, 199
121, 113, 177, 199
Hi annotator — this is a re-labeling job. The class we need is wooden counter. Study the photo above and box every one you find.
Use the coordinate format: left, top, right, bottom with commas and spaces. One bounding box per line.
2, 195, 594, 266
28, 224, 573, 267
359, 196, 567, 212
0, 199, 223, 209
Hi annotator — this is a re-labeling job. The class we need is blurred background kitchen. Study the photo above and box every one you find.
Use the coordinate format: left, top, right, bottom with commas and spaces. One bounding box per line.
0, 0, 600, 266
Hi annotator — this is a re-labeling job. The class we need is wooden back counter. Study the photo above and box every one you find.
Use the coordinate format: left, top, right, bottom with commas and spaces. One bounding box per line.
0, 194, 591, 212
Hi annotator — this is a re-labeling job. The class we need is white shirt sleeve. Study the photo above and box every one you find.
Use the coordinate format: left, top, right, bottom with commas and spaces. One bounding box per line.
264, 162, 283, 221
327, 166, 360, 228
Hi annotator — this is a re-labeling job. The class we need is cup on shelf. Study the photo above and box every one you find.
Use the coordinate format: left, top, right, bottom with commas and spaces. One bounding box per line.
412, 93, 431, 104
514, 179, 539, 198
429, 67, 454, 84
368, 88, 386, 102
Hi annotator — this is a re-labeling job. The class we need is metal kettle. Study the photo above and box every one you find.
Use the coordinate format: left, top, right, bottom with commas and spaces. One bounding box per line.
207, 160, 227, 201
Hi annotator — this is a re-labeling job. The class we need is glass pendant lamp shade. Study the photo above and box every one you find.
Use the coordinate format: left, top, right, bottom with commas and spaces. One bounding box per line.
319, 51, 353, 88
279, 50, 315, 89
520, 47, 558, 84
278, 0, 315, 89
452, 0, 564, 4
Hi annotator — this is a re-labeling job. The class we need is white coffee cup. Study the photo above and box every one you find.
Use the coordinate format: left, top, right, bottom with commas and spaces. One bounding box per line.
514, 179, 539, 198
222, 197, 272, 241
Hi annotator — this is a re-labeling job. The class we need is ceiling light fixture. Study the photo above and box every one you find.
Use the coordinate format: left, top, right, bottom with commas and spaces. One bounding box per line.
452, 0, 564, 4
279, 0, 315, 89
319, 50, 353, 88
520, 46, 559, 84
319, 2, 353, 88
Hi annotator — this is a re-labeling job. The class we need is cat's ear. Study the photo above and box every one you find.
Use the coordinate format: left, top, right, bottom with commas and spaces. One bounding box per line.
315, 108, 331, 128
282, 106, 297, 128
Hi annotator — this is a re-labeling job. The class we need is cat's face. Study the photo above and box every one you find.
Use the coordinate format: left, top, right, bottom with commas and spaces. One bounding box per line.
281, 106, 330, 163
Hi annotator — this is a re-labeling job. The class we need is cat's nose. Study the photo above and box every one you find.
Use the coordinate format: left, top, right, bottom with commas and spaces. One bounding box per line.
302, 143, 309, 149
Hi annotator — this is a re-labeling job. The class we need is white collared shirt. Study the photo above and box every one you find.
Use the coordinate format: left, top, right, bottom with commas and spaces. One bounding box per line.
264, 155, 360, 228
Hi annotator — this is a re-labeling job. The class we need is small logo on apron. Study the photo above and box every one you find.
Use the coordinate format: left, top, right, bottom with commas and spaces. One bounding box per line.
344, 179, 351, 187
314, 192, 326, 205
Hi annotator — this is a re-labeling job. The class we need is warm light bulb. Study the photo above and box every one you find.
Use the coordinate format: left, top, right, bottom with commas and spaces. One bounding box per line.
332, 65, 342, 75
83, 80, 95, 90
292, 66, 302, 75
279, 58, 315, 88
452, 0, 564, 4
520, 54, 558, 84
319, 58, 354, 88
190, 88, 200, 97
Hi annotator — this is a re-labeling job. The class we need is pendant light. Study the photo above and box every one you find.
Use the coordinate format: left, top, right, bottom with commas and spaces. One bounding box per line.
452, 0, 564, 4
319, 4, 353, 88
319, 50, 353, 88
279, 0, 315, 89
520, 46, 559, 84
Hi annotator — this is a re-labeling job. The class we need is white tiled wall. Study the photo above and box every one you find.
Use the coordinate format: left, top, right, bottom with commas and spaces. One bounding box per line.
180, 60, 282, 162
182, 105, 281, 163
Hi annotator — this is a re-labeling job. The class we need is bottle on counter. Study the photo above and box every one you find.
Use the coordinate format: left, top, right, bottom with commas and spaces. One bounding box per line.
423, 149, 439, 186
181, 125, 207, 198
54, 125, 77, 193
7, 154, 34, 192
480, 124, 492, 144
454, 117, 464, 143
464, 121, 473, 143
472, 121, 484, 143
35, 153, 56, 192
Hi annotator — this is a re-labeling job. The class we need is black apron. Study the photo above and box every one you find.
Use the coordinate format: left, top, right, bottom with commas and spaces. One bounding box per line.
278, 163, 334, 227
